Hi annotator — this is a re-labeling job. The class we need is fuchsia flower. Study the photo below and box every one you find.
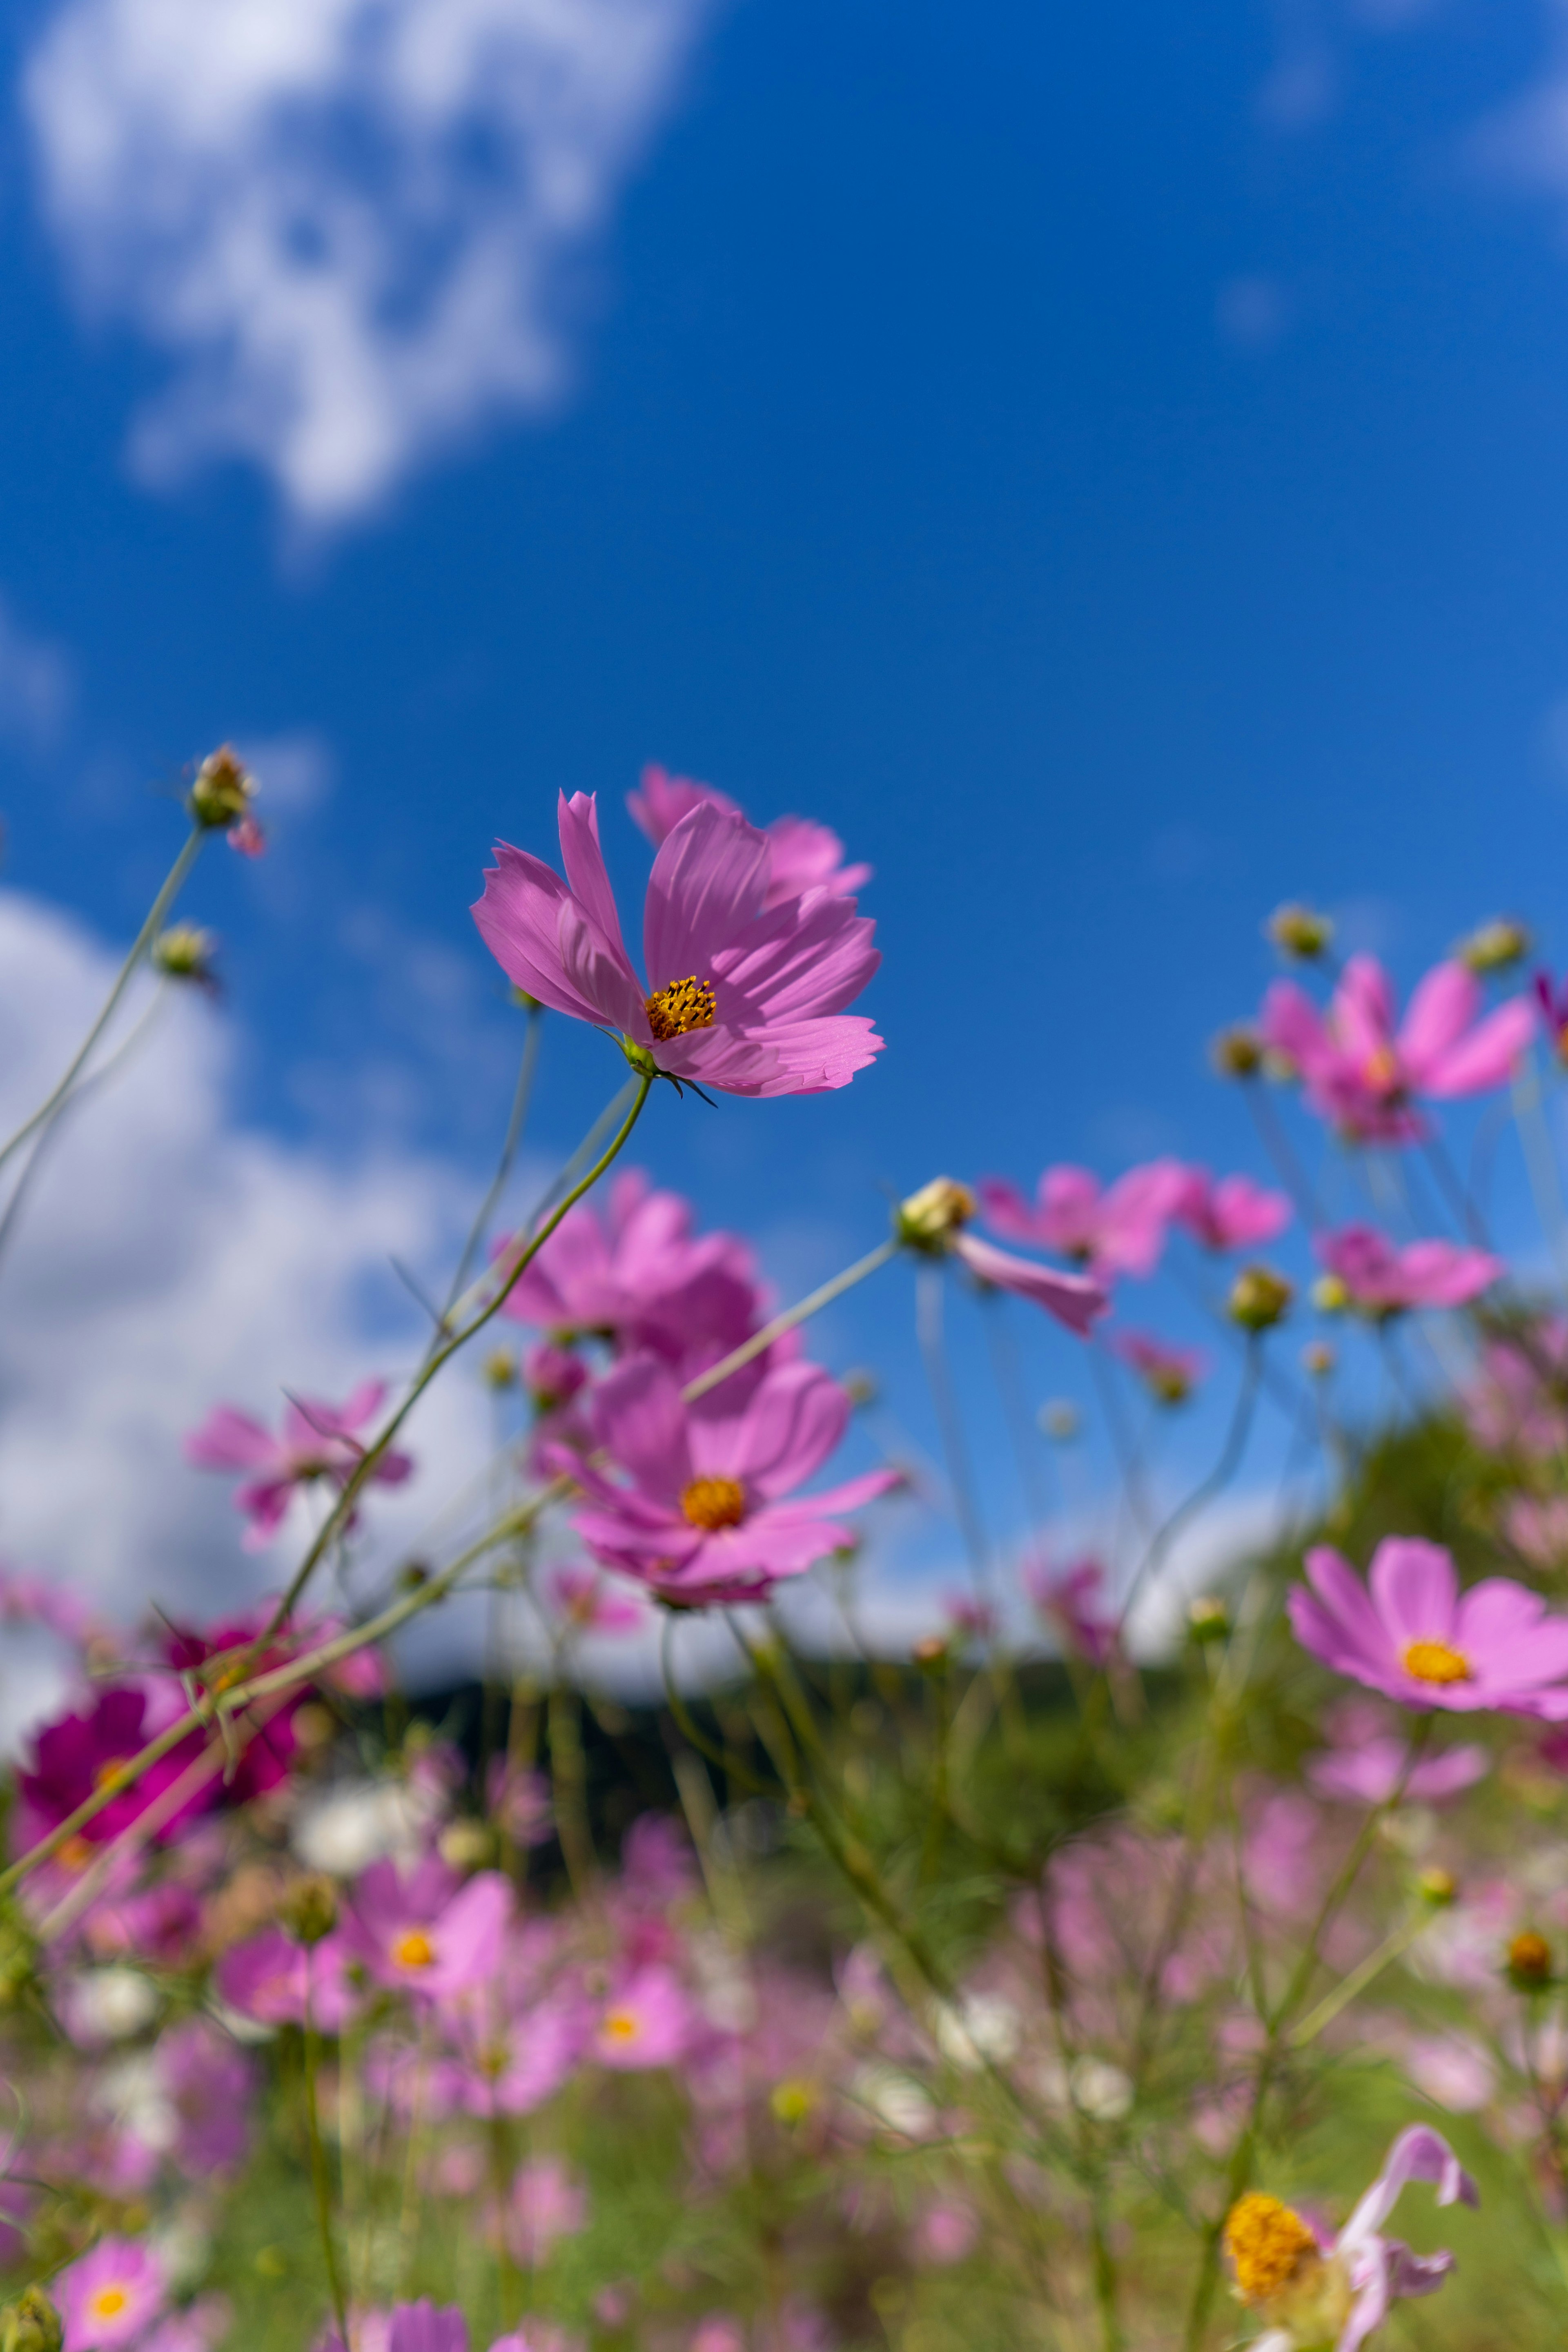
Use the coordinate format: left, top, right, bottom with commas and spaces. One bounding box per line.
978, 1162, 1188, 1280
1261, 954, 1534, 1140
522, 1344, 589, 1410
1289, 1537, 1568, 1717
1111, 1330, 1206, 1404
628, 764, 872, 906
388, 2305, 469, 2352
58, 2236, 167, 2348
497, 1172, 760, 1359
214, 1924, 363, 2031
472, 793, 881, 1096
185, 1381, 412, 1548
346, 1861, 510, 2000
1316, 1226, 1503, 1316
1023, 1558, 1118, 1667
16, 1687, 200, 1858
1534, 967, 1568, 1057
1172, 1168, 1292, 1252
547, 1353, 901, 1606
1223, 2125, 1477, 2350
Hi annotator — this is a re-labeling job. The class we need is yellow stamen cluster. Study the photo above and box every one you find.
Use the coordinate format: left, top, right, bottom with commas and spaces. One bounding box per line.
603, 2009, 640, 2042
89, 2288, 130, 2322
1401, 1638, 1470, 1686
681, 1476, 746, 1531
645, 976, 717, 1041
392, 1929, 437, 1971
1223, 2194, 1319, 2305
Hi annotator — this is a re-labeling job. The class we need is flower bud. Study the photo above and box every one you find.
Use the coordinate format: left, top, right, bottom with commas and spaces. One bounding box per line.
1186, 1594, 1230, 1645
1, 2287, 63, 2352
1507, 1929, 1554, 1989
1228, 1265, 1294, 1333
769, 2077, 820, 2125
1417, 1866, 1457, 1907
1301, 1341, 1335, 1377
438, 1818, 496, 1871
482, 1348, 517, 1391
278, 1874, 338, 1946
1266, 903, 1334, 960
151, 922, 218, 984
189, 744, 254, 830
1311, 1275, 1349, 1316
895, 1178, 976, 1250
510, 987, 542, 1011
1038, 1399, 1080, 1442
840, 1368, 879, 1408
1210, 1024, 1264, 1079
1455, 918, 1530, 976
523, 1342, 588, 1411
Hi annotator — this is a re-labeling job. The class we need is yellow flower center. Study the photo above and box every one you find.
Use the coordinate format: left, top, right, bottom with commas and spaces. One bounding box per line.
1223, 2194, 1319, 2305
645, 976, 717, 1042
603, 2009, 640, 2042
1401, 1638, 1471, 1685
89, 2287, 130, 2321
681, 1476, 746, 1530
93, 1760, 128, 1793
392, 1929, 436, 1970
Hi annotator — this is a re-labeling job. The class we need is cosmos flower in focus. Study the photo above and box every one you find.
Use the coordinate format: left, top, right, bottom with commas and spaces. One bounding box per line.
1222, 2125, 1476, 2350
1289, 1538, 1568, 1717
473, 793, 881, 1097
549, 1353, 900, 1606
1315, 1227, 1504, 1317
1261, 955, 1534, 1141
627, 762, 872, 905
185, 1382, 412, 1548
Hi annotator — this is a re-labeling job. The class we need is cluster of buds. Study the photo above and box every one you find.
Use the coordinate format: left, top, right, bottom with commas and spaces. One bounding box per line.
189, 745, 264, 856
1228, 1265, 1293, 1332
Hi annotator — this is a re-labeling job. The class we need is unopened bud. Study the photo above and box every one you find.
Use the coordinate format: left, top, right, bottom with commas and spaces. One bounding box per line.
1210, 1024, 1263, 1080
1038, 1399, 1080, 1442
278, 1875, 338, 1945
151, 922, 218, 984
398, 1561, 431, 1591
2, 2287, 63, 2352
1228, 1265, 1294, 1332
769, 2077, 819, 2125
1266, 903, 1334, 961
1417, 1866, 1457, 1907
840, 1368, 879, 1408
1301, 1341, 1336, 1376
482, 1348, 517, 1391
895, 1178, 975, 1250
522, 1342, 587, 1411
189, 744, 254, 830
1186, 1595, 1229, 1644
1508, 1929, 1554, 1989
438, 1818, 495, 1871
1311, 1274, 1349, 1316
1455, 918, 1530, 976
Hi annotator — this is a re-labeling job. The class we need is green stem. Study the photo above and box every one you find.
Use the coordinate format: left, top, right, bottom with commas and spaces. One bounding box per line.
304, 1959, 349, 2344
445, 1002, 545, 1312
680, 1234, 900, 1405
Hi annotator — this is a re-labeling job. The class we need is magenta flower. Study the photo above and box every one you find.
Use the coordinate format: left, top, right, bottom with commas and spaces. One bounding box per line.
1317, 1226, 1504, 1315
593, 1964, 692, 2068
185, 1381, 413, 1548
16, 1686, 202, 1858
1289, 1537, 1568, 1716
1111, 1330, 1206, 1404
497, 1172, 760, 1360
345, 1862, 510, 2000
472, 793, 882, 1096
627, 763, 872, 905
522, 1343, 590, 1410
1534, 967, 1568, 1057
58, 2236, 167, 2349
1262, 954, 1534, 1140
548, 1352, 901, 1606
214, 1925, 363, 2031
388, 2305, 469, 2352
1224, 2125, 1476, 2350
1023, 1557, 1118, 1667
979, 1161, 1189, 1280
1172, 1168, 1292, 1253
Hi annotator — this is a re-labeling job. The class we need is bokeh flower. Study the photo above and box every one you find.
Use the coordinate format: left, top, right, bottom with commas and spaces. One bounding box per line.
185, 1381, 412, 1548
627, 764, 872, 905
58, 2237, 167, 2350
1262, 954, 1534, 1140
978, 1161, 1188, 1280
1290, 1538, 1568, 1716
1316, 1225, 1503, 1316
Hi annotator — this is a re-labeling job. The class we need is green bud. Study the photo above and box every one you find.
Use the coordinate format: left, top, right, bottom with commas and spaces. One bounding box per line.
1454, 918, 1530, 976
151, 922, 218, 983
1228, 1265, 1294, 1333
1186, 1594, 1230, 1645
278, 1874, 338, 1945
2, 2286, 63, 2352
188, 744, 254, 830
1266, 903, 1334, 960
1209, 1024, 1263, 1079
894, 1177, 975, 1251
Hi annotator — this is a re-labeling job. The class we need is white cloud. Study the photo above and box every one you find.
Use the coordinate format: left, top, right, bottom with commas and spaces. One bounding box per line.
0, 596, 72, 753
236, 728, 335, 815
0, 884, 494, 1629
23, 0, 718, 525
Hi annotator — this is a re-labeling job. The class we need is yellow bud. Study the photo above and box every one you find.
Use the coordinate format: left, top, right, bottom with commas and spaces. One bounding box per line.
895, 1178, 976, 1250
1266, 903, 1334, 960
1229, 1265, 1294, 1332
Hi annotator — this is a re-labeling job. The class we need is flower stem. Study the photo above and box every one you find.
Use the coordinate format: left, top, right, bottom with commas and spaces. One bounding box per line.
680, 1234, 900, 1406
444, 1001, 545, 1313
304, 1957, 350, 2346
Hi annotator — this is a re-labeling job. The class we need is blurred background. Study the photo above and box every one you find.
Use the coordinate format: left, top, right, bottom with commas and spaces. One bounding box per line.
0, 0, 1565, 1679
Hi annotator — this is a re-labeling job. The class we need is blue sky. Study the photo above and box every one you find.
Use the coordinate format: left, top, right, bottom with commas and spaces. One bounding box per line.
3, 0, 1568, 1644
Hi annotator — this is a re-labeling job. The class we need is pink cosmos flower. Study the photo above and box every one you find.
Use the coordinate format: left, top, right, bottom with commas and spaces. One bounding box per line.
1172, 1168, 1292, 1253
1503, 1493, 1568, 1570
185, 1381, 413, 1548
497, 1172, 760, 1358
472, 793, 881, 1096
214, 1925, 363, 2032
593, 1964, 692, 2068
15, 1686, 204, 1858
1023, 1558, 1118, 1667
58, 2237, 167, 2349
1261, 954, 1534, 1141
546, 1566, 646, 1635
548, 1352, 901, 1606
346, 1861, 510, 2000
1464, 1320, 1568, 1458
523, 1344, 589, 1410
1224, 2125, 1476, 2351
508, 2155, 588, 2265
628, 764, 872, 905
1289, 1537, 1568, 1717
978, 1162, 1189, 1280
1316, 1226, 1503, 1315
1306, 1732, 1488, 1807
388, 2305, 468, 2352
947, 1229, 1109, 1334
1111, 1330, 1206, 1404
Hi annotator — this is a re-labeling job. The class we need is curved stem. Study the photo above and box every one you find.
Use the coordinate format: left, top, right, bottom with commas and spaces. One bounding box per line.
0, 986, 170, 1280
0, 825, 202, 1175
444, 1002, 545, 1312
1118, 1340, 1262, 1634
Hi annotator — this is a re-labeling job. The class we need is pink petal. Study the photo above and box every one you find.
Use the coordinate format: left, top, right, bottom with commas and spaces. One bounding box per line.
953, 1234, 1109, 1334
1421, 996, 1536, 1097
471, 845, 602, 1021
1332, 956, 1397, 1067
184, 1407, 279, 1472
700, 1360, 850, 1498
643, 803, 771, 988
1396, 961, 1481, 1080
590, 1354, 693, 1501
1368, 1538, 1459, 1650
558, 898, 646, 1035
557, 792, 635, 976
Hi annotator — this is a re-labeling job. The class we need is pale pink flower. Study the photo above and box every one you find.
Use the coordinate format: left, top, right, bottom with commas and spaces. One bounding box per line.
1465, 1320, 1568, 1457
1503, 1493, 1568, 1570
58, 2237, 166, 2349
948, 1229, 1109, 1334
979, 1161, 1189, 1280
214, 1925, 363, 2032
1317, 1226, 1503, 1315
545, 1566, 646, 1634
508, 2154, 588, 2265
1306, 1733, 1487, 1807
1290, 1537, 1568, 1717
912, 2198, 980, 2266
1111, 1329, 1206, 1403
627, 764, 871, 906
345, 1862, 510, 2000
593, 1965, 692, 2068
550, 1352, 900, 1606
497, 1171, 760, 1360
185, 1382, 412, 1548
472, 793, 881, 1096
1172, 1168, 1292, 1252
1023, 1557, 1117, 1666
388, 2305, 468, 2352
1262, 954, 1534, 1140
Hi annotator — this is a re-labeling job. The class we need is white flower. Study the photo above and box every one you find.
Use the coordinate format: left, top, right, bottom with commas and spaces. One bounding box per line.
850, 2063, 937, 2138
934, 1991, 1022, 2070
1069, 2058, 1133, 2122
292, 1776, 439, 1876
64, 1965, 159, 2045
